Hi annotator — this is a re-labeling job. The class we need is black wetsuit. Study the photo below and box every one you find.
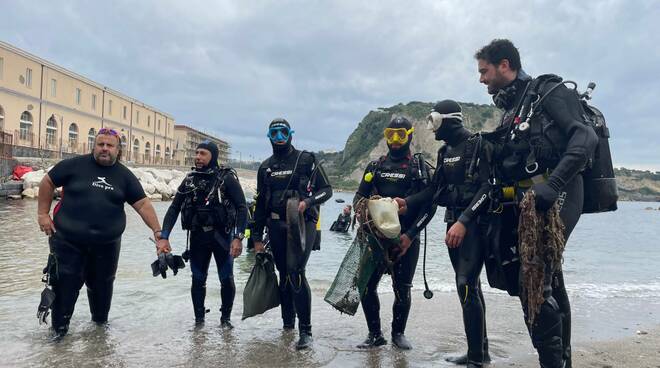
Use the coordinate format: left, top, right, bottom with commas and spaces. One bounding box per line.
406, 132, 493, 366
354, 152, 431, 338
47, 154, 146, 335
161, 166, 247, 322
253, 146, 332, 334
330, 213, 351, 232
486, 71, 599, 368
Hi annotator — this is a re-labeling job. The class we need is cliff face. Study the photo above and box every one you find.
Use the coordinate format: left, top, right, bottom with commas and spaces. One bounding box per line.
317, 101, 501, 187
318, 101, 659, 202
614, 168, 660, 201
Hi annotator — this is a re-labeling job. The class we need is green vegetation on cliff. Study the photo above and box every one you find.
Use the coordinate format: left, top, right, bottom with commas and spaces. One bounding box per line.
321, 101, 500, 183
319, 101, 660, 201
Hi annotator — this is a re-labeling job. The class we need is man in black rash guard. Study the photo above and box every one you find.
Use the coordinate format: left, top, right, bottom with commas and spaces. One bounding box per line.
37, 129, 167, 337
158, 141, 247, 327
252, 118, 332, 350
353, 116, 431, 351
474, 39, 598, 368
402, 101, 492, 367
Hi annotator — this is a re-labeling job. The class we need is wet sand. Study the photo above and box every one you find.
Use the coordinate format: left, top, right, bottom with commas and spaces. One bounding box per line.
3, 281, 659, 367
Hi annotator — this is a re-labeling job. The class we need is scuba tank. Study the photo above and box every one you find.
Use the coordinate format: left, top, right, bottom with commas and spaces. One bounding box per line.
579, 83, 618, 213
514, 76, 618, 214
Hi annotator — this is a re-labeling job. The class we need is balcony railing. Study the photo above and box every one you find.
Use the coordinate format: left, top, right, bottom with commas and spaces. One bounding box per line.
1, 131, 13, 158
14, 130, 35, 147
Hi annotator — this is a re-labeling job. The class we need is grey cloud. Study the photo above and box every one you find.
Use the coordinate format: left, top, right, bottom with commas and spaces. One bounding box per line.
1, 0, 658, 168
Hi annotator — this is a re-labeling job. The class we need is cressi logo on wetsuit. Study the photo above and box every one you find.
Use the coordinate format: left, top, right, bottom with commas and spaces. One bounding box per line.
380, 172, 407, 180
443, 156, 461, 164
367, 155, 427, 198
270, 169, 294, 177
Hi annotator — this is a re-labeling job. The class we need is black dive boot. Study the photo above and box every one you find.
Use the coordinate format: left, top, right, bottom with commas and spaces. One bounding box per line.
220, 278, 235, 329
357, 331, 387, 349
296, 324, 313, 350
445, 351, 491, 366
392, 333, 413, 350
191, 280, 208, 324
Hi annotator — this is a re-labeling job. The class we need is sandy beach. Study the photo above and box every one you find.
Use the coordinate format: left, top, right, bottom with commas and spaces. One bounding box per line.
2, 199, 660, 367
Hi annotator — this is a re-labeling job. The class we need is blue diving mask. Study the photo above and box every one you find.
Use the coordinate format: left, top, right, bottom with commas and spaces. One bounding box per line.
267, 126, 294, 143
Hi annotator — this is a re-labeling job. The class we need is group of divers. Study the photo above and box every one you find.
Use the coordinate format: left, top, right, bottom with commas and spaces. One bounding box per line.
35, 39, 618, 368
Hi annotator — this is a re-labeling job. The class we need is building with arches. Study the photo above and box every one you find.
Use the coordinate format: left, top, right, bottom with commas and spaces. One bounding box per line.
173, 124, 230, 167
0, 40, 178, 165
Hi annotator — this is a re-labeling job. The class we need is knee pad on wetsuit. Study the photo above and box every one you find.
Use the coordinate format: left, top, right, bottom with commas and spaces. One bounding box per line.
220, 276, 235, 288
394, 282, 412, 304
192, 276, 207, 289
456, 277, 481, 306
530, 296, 562, 346
286, 271, 307, 293
219, 257, 234, 281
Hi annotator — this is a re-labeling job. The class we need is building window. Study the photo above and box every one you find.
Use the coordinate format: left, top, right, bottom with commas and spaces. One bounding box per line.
158, 120, 161, 131
25, 68, 32, 88
147, 115, 151, 127
133, 139, 140, 159
165, 147, 171, 158
136, 111, 140, 125
92, 94, 97, 110
87, 128, 96, 152
145, 142, 151, 158
123, 106, 127, 120
68, 123, 78, 148
108, 100, 113, 115
75, 88, 81, 105
155, 144, 161, 157
120, 135, 127, 153
0, 105, 4, 131
46, 116, 58, 146
0, 57, 4, 80
51, 79, 57, 97
19, 111, 33, 140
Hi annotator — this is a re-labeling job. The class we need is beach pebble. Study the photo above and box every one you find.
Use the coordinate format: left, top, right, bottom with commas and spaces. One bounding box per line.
22, 188, 37, 198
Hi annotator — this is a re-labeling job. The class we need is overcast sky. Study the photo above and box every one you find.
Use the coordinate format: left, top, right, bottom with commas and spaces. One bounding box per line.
2, 0, 658, 169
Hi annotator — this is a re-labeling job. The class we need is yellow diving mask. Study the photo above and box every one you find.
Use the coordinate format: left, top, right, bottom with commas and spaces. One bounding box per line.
383, 127, 414, 145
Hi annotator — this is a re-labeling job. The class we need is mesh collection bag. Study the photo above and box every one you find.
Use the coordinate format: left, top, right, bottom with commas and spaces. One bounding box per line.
324, 196, 399, 315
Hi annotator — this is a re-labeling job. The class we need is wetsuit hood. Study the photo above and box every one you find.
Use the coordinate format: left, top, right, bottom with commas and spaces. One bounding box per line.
386, 116, 413, 160
269, 118, 293, 156
431, 100, 472, 146
196, 140, 219, 170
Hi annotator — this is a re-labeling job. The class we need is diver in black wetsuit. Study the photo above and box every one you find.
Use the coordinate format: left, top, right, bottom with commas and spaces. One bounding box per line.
158, 141, 248, 327
353, 116, 431, 350
37, 130, 167, 336
330, 205, 352, 232
252, 118, 333, 350
475, 39, 598, 368
403, 100, 492, 367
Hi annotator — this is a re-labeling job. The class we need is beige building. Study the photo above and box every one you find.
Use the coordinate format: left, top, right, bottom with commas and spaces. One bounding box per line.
174, 124, 230, 167
0, 40, 177, 165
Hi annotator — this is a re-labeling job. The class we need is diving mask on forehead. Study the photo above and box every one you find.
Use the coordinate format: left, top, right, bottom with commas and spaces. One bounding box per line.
426, 111, 463, 132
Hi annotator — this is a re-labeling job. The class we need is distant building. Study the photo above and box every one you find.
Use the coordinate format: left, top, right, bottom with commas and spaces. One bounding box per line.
173, 124, 230, 167
0, 40, 177, 165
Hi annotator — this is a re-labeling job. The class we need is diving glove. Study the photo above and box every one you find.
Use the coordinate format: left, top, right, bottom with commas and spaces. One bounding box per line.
37, 287, 56, 324
151, 252, 186, 278
530, 182, 560, 211
165, 253, 186, 275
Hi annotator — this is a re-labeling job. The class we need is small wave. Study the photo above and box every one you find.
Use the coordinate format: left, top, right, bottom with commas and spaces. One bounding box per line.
310, 280, 660, 299
565, 282, 660, 299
